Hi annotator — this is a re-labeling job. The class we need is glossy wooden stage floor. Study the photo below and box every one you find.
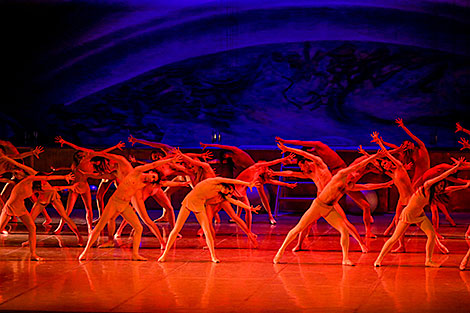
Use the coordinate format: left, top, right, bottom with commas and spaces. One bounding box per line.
2, 212, 470, 312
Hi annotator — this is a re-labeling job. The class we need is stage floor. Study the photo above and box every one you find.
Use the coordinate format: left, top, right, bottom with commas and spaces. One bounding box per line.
1, 211, 470, 312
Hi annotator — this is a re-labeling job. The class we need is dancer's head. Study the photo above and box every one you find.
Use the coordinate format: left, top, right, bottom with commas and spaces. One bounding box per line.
150, 150, 164, 161
219, 183, 235, 197
72, 151, 85, 166
90, 156, 111, 174
143, 170, 161, 184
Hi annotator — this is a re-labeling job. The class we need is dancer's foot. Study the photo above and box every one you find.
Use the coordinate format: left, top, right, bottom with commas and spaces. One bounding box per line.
392, 246, 406, 253
31, 254, 44, 261
157, 255, 166, 262
425, 260, 440, 268
99, 240, 114, 248
78, 252, 88, 261
342, 259, 355, 266
132, 254, 147, 261
460, 258, 468, 271
292, 244, 304, 252
360, 244, 369, 253
366, 231, 377, 239
273, 253, 282, 264
373, 261, 382, 267
269, 217, 277, 225
42, 218, 52, 226
211, 257, 220, 263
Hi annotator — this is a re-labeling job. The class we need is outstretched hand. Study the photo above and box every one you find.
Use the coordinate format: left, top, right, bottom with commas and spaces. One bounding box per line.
250, 205, 261, 214
65, 173, 75, 183
453, 156, 466, 167
459, 138, 470, 150
55, 136, 65, 147
32, 146, 44, 158
275, 136, 284, 143
370, 131, 380, 143
358, 145, 367, 155
395, 118, 404, 128
276, 142, 287, 153
116, 141, 125, 150
201, 151, 213, 161
200, 142, 208, 150
456, 122, 464, 133
128, 135, 137, 146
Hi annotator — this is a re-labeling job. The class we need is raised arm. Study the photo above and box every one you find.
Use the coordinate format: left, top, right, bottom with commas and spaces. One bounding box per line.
456, 122, 470, 136
8, 146, 44, 160
277, 142, 324, 165
128, 135, 175, 155
258, 153, 295, 168
180, 152, 213, 172
338, 151, 383, 176
423, 158, 464, 189
272, 170, 308, 179
371, 132, 404, 168
0, 155, 37, 176
210, 177, 257, 188
395, 118, 426, 149
55, 136, 93, 153
459, 138, 470, 150
349, 181, 393, 191
275, 137, 322, 148
134, 155, 181, 173
100, 141, 125, 153
31, 173, 74, 183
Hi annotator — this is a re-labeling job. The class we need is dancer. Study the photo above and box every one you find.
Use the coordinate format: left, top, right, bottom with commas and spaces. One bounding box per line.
0, 155, 74, 260
274, 142, 368, 253
1, 155, 84, 245
200, 142, 256, 176
78, 154, 180, 261
275, 137, 377, 237
53, 136, 125, 234
374, 158, 466, 268
158, 177, 260, 263
80, 150, 168, 248
232, 154, 296, 229
273, 151, 391, 265
177, 152, 259, 244
371, 133, 414, 251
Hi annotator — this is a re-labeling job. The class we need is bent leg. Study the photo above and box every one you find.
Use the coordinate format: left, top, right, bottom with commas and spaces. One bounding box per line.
257, 185, 276, 225
55, 192, 78, 234
324, 210, 353, 265
52, 198, 84, 246
81, 190, 94, 234
195, 210, 219, 263
131, 196, 164, 247
18, 214, 42, 261
120, 208, 146, 261
419, 218, 443, 267
374, 221, 409, 267
347, 191, 374, 238
274, 201, 322, 263
220, 202, 258, 247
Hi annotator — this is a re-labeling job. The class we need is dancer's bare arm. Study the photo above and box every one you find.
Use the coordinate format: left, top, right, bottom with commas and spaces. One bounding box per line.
225, 197, 261, 212
423, 158, 464, 189
272, 170, 308, 179
349, 181, 393, 191
277, 142, 325, 166
0, 155, 37, 175
200, 142, 254, 162
372, 133, 405, 168
128, 135, 175, 155
459, 138, 470, 150
456, 122, 470, 136
134, 155, 182, 173
338, 151, 384, 176
395, 118, 426, 150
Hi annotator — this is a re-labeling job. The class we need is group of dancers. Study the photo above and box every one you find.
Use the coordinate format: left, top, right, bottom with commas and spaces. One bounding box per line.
1, 119, 470, 269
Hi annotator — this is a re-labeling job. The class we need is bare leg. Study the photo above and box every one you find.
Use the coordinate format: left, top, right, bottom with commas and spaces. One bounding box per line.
374, 221, 409, 267
274, 201, 322, 264
79, 203, 117, 261
324, 210, 353, 265
257, 185, 276, 225
96, 179, 113, 220
0, 210, 12, 234
54, 191, 78, 234
18, 214, 43, 261
430, 203, 444, 240
293, 227, 310, 252
436, 201, 456, 226
51, 198, 84, 246
220, 202, 258, 247
347, 191, 375, 238
131, 196, 164, 248
41, 207, 52, 226
419, 218, 443, 267
460, 247, 470, 270
153, 189, 176, 229
120, 208, 146, 261
333, 203, 368, 253
158, 207, 191, 262
466, 225, 470, 239
80, 190, 94, 234
195, 211, 220, 263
